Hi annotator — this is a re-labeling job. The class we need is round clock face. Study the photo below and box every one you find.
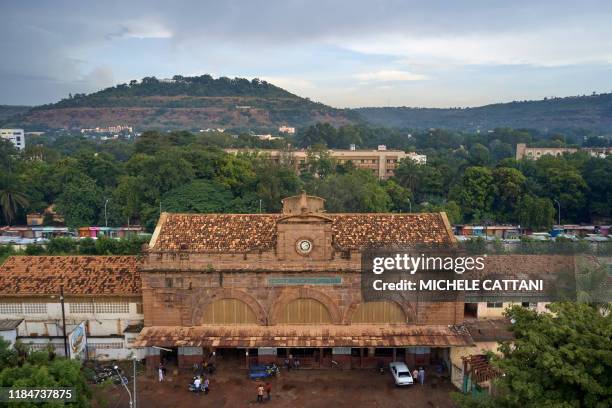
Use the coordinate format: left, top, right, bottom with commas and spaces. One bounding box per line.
296, 239, 313, 254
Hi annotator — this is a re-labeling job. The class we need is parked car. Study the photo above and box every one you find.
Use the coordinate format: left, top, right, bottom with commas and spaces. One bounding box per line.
389, 362, 414, 386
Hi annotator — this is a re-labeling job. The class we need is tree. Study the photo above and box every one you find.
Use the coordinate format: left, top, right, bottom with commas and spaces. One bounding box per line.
516, 195, 555, 230
492, 167, 526, 222
383, 180, 413, 212
0, 173, 29, 225
55, 177, 102, 228
309, 169, 391, 212
0, 341, 91, 407
162, 179, 255, 213
456, 303, 612, 408
450, 167, 495, 223
468, 143, 491, 166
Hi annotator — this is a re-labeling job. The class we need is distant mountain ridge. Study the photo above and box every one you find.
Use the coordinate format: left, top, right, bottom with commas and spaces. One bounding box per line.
2, 75, 612, 134
355, 93, 612, 133
4, 75, 355, 131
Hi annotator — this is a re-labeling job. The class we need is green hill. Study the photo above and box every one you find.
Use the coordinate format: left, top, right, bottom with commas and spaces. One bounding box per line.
6, 75, 356, 131
355, 93, 612, 133
0, 105, 31, 122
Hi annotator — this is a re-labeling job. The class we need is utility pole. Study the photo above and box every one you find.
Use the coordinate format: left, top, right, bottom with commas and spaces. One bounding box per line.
554, 199, 561, 226
60, 285, 68, 357
133, 356, 137, 408
407, 198, 412, 213
259, 199, 262, 213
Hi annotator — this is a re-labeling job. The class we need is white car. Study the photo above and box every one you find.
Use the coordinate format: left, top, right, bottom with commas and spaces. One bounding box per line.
389, 362, 414, 386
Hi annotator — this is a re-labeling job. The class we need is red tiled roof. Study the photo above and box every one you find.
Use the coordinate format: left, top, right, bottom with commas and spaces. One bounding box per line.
134, 324, 474, 348
150, 212, 454, 253
0, 256, 141, 296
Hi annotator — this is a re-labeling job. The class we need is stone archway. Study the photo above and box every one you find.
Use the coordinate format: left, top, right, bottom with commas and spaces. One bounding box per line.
269, 287, 342, 325
344, 299, 416, 324
189, 288, 267, 325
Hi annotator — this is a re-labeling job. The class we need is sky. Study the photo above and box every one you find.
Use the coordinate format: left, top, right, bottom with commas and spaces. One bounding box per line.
2, 0, 612, 108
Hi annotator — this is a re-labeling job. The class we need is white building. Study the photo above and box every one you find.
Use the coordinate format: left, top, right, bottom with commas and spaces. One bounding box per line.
0, 128, 25, 150
0, 256, 144, 360
407, 152, 427, 165
278, 126, 296, 134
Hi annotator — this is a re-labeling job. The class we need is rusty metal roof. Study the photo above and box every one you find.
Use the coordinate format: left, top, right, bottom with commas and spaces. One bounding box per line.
134, 324, 474, 348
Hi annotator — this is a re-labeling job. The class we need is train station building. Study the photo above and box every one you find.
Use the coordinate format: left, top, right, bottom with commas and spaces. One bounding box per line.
135, 193, 474, 371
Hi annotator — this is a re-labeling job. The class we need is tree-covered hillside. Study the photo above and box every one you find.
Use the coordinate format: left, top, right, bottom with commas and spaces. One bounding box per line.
5, 75, 356, 131
355, 93, 612, 134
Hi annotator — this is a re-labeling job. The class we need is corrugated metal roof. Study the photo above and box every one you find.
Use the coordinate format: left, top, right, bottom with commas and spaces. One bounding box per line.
0, 319, 23, 331
134, 324, 474, 348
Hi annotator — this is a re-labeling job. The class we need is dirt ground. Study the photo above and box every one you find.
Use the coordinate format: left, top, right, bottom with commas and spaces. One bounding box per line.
92, 362, 458, 408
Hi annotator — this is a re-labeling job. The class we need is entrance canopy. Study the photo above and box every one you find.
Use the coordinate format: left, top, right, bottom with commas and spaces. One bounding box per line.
134, 324, 474, 348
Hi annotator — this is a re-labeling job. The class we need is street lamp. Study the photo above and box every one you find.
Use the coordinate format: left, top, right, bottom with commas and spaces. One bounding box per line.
407, 198, 412, 213
553, 199, 561, 226
104, 198, 111, 227
114, 365, 133, 408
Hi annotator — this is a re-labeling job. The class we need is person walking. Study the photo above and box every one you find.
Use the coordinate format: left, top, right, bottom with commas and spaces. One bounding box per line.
257, 383, 265, 403
418, 367, 425, 386
158, 363, 164, 382
204, 377, 210, 395
265, 382, 272, 401
412, 368, 418, 382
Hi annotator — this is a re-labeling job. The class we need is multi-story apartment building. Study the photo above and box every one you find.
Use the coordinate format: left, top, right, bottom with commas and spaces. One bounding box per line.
516, 143, 612, 160
224, 147, 426, 180
0, 128, 25, 150
0, 256, 144, 360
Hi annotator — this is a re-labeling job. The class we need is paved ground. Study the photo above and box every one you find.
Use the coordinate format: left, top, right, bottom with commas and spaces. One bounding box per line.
92, 363, 458, 408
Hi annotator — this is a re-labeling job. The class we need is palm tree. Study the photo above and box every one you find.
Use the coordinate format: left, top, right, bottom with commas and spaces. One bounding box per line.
0, 174, 29, 225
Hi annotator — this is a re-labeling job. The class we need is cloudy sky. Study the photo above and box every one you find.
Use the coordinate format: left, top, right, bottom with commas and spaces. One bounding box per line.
2, 0, 612, 107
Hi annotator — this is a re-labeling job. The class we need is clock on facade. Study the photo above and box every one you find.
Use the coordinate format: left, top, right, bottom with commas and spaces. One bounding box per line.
296, 239, 313, 255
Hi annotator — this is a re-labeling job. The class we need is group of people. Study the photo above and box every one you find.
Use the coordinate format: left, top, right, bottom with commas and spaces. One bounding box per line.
283, 355, 300, 370
192, 375, 211, 395
256, 382, 272, 403
412, 367, 426, 385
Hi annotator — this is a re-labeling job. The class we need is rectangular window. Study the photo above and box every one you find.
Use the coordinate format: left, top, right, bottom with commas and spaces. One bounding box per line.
69, 302, 94, 314
136, 303, 143, 314
165, 278, 173, 288
0, 302, 23, 314
95, 302, 129, 314
23, 303, 47, 314
486, 302, 504, 308
91, 342, 124, 349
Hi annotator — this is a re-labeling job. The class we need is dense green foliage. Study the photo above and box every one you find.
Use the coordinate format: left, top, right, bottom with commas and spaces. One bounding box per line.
0, 339, 91, 407
453, 303, 612, 408
0, 125, 609, 229
356, 93, 612, 133
293, 125, 610, 226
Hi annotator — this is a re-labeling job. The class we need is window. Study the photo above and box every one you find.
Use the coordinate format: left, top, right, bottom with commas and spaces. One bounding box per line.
521, 302, 537, 309
0, 302, 23, 314
136, 303, 143, 314
1, 302, 48, 315
23, 303, 47, 314
486, 302, 503, 308
95, 302, 129, 314
91, 342, 123, 349
69, 302, 94, 314
165, 278, 173, 288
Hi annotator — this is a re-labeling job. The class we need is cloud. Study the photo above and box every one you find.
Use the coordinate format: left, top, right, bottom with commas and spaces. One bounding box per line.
354, 70, 429, 82
106, 19, 173, 40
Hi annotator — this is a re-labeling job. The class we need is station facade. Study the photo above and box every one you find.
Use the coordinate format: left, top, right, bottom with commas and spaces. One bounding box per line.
135, 193, 474, 371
